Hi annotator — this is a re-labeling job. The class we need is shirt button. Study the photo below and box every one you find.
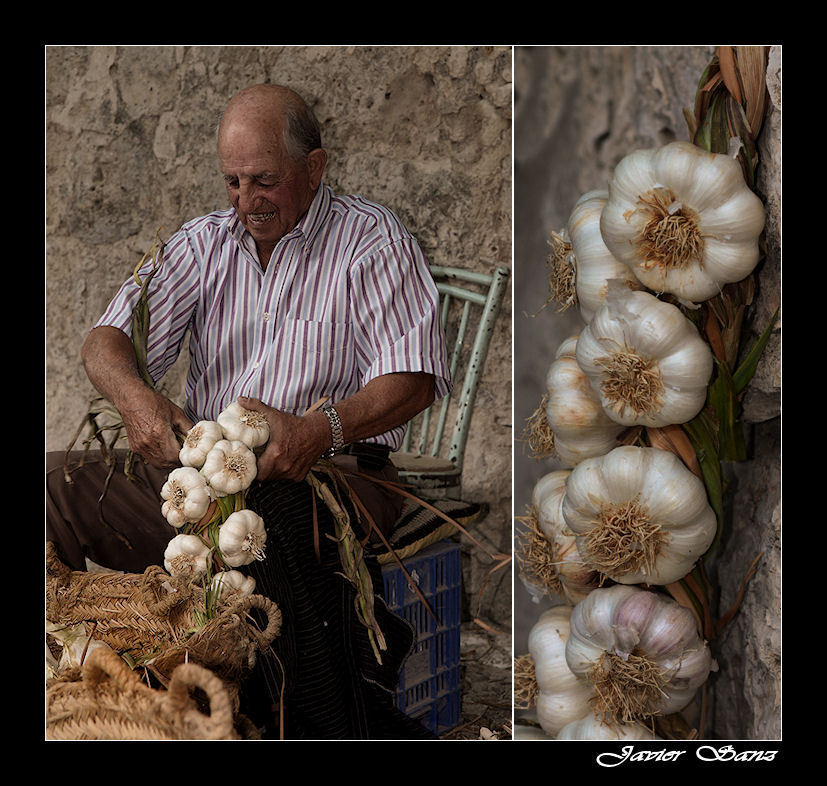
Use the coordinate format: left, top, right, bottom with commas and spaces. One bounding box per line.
262, 312, 271, 321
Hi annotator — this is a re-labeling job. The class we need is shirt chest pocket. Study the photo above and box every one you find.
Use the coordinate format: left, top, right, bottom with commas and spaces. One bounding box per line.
278, 317, 351, 356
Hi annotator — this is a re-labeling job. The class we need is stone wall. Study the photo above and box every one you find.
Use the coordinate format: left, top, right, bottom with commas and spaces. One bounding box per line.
45, 45, 513, 625
513, 45, 781, 739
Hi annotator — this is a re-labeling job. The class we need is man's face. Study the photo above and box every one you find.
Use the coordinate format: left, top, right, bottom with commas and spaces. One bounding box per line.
219, 122, 325, 261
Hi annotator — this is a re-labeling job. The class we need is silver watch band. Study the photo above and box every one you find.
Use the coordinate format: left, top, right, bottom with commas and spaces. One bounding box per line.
322, 405, 345, 458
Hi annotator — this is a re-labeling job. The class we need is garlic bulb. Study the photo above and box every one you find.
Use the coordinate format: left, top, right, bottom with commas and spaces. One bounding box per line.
163, 533, 212, 579
565, 584, 716, 726
201, 439, 258, 495
179, 420, 224, 469
218, 509, 267, 567
566, 190, 642, 322
557, 714, 661, 741
562, 445, 716, 586
575, 284, 713, 428
599, 141, 765, 304
160, 466, 214, 528
217, 401, 270, 450
543, 334, 626, 466
526, 606, 594, 737
526, 470, 602, 604
47, 621, 114, 673
211, 569, 256, 601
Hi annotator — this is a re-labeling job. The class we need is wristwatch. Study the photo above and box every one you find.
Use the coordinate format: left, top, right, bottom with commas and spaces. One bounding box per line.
322, 405, 345, 458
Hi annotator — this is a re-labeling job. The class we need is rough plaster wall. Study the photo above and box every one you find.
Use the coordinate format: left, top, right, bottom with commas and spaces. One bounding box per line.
513, 45, 781, 739
45, 45, 513, 626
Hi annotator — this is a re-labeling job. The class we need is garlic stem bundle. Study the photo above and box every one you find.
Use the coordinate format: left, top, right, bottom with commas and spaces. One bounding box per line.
562, 445, 716, 586
518, 470, 602, 604
599, 141, 766, 305
576, 284, 713, 428
157, 399, 269, 613
540, 334, 627, 467
565, 585, 716, 726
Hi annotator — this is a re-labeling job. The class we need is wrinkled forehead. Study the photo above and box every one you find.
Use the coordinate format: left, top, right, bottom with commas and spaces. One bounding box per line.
218, 114, 290, 170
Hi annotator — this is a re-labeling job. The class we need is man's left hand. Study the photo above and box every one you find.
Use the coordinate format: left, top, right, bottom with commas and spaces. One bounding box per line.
237, 396, 328, 482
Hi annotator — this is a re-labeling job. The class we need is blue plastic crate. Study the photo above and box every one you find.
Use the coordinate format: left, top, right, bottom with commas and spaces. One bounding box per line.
381, 540, 462, 735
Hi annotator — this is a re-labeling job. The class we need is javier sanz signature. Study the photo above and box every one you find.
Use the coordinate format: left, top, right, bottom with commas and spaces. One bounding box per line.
596, 744, 778, 767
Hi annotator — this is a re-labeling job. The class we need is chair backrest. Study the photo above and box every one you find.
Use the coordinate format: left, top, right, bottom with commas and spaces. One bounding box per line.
399, 264, 511, 475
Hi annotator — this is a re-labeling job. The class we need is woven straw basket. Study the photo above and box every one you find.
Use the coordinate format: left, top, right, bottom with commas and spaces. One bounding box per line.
46, 542, 282, 739
47, 646, 241, 740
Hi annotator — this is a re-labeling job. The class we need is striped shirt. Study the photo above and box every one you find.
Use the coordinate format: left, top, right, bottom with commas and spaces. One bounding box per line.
96, 184, 452, 450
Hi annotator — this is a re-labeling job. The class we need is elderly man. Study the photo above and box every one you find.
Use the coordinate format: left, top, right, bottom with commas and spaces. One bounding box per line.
47, 84, 451, 739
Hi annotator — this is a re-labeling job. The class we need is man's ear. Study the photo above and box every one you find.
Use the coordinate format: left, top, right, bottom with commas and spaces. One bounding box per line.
306, 148, 328, 189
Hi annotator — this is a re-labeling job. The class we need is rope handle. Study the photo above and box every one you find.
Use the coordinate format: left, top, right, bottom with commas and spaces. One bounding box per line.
82, 646, 142, 692
229, 594, 283, 650
164, 662, 236, 739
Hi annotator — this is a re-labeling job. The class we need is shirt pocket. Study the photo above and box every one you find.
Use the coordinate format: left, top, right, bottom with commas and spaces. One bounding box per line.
279, 317, 351, 356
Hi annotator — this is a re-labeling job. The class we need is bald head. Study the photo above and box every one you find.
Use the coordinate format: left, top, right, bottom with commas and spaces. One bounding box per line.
218, 84, 322, 161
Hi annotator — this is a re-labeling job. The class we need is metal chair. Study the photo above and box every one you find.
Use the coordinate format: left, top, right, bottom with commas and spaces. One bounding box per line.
391, 264, 511, 501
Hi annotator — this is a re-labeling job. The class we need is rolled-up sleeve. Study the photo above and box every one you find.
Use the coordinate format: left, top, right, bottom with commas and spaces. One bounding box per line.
350, 237, 452, 401
94, 229, 200, 387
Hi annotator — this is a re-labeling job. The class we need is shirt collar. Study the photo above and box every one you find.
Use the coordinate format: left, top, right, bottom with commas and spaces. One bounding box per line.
293, 183, 331, 247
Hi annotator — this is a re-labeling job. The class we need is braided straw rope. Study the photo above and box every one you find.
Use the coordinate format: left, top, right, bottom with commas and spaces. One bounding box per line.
46, 646, 238, 740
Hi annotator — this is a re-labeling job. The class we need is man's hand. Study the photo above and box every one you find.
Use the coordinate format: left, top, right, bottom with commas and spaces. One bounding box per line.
237, 372, 436, 484
82, 326, 193, 470
239, 396, 329, 482
119, 386, 193, 469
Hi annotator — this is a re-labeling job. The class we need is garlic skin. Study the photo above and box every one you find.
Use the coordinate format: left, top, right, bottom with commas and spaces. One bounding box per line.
163, 533, 212, 579
528, 606, 594, 737
531, 470, 602, 604
575, 285, 713, 428
211, 569, 256, 601
160, 466, 214, 528
565, 584, 716, 723
562, 445, 716, 586
567, 190, 642, 322
218, 509, 267, 568
600, 141, 766, 304
557, 714, 661, 741
201, 439, 258, 495
544, 334, 626, 466
179, 420, 224, 469
217, 401, 270, 450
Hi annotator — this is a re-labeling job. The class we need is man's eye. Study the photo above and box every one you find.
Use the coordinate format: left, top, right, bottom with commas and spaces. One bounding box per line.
224, 177, 239, 188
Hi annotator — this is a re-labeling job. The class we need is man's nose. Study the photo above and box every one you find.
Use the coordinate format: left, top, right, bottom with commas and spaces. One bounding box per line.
237, 182, 259, 212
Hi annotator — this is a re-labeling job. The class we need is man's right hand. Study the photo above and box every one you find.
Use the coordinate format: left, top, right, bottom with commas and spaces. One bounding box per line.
117, 386, 193, 469
82, 326, 193, 470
